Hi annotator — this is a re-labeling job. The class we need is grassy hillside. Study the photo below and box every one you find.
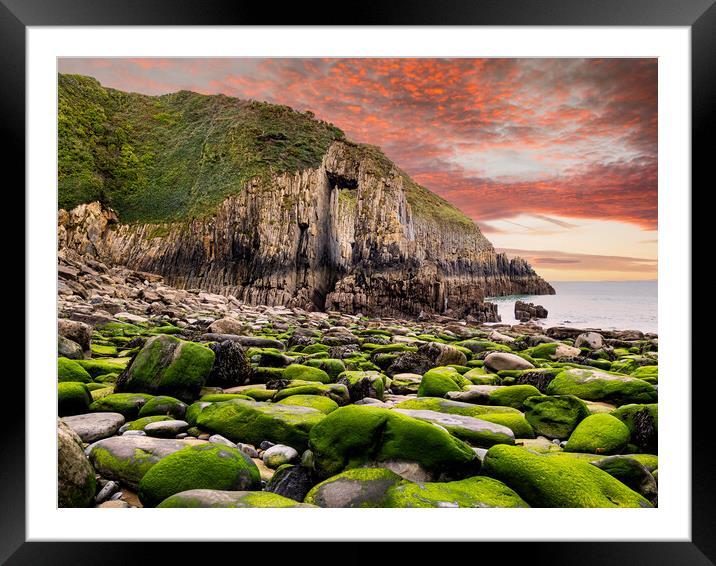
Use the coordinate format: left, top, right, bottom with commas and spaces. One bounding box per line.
58, 74, 480, 234
58, 74, 345, 222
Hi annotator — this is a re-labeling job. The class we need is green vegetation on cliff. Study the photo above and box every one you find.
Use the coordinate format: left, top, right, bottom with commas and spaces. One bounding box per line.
58, 73, 345, 222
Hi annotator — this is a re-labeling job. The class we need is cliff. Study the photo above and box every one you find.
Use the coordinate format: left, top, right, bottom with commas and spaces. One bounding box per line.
57, 75, 554, 320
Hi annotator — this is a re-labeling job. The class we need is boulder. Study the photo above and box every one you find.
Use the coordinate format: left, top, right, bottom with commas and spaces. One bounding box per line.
262, 444, 299, 468
308, 405, 478, 480
591, 455, 658, 504
546, 368, 657, 406
392, 408, 514, 447
89, 393, 155, 419
196, 399, 325, 451
575, 332, 605, 350
58, 336, 84, 360
58, 420, 96, 507
276, 394, 339, 414
62, 412, 125, 443
418, 342, 468, 367
283, 364, 331, 383
58, 357, 92, 383
484, 352, 534, 372
523, 395, 590, 439
201, 333, 286, 351
565, 414, 631, 455
265, 465, 314, 502
304, 468, 405, 507
87, 435, 188, 489
156, 489, 315, 508
207, 317, 244, 335
205, 340, 253, 388
143, 419, 189, 438
610, 404, 658, 453
58, 382, 93, 417
138, 444, 261, 507
137, 395, 187, 419
115, 334, 215, 403
58, 319, 92, 357
481, 444, 652, 507
417, 367, 469, 398
272, 383, 351, 406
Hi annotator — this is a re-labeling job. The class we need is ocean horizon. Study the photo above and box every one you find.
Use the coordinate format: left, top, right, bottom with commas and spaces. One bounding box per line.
487, 279, 657, 334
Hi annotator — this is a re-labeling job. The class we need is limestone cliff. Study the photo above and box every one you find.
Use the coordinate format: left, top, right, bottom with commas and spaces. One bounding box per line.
58, 140, 554, 320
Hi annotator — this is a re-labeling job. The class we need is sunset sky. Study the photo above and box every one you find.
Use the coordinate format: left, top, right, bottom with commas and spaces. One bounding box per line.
58, 58, 658, 282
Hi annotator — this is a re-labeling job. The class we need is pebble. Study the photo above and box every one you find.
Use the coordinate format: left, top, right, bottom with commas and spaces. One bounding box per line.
263, 444, 299, 469
95, 480, 119, 504
237, 443, 259, 458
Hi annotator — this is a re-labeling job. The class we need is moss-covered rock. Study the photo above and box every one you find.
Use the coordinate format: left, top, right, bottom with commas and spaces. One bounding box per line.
308, 405, 478, 480
394, 397, 520, 417
283, 363, 331, 383
337, 370, 386, 401
463, 367, 500, 385
456, 340, 511, 354
303, 358, 346, 380
91, 343, 118, 357
272, 383, 351, 405
523, 395, 590, 439
87, 435, 187, 489
124, 415, 174, 431
252, 366, 285, 382
89, 392, 154, 419
631, 365, 658, 380
383, 475, 529, 508
481, 444, 652, 507
417, 366, 469, 398
545, 368, 657, 406
197, 399, 325, 451
304, 468, 405, 507
137, 395, 187, 419
478, 413, 535, 439
58, 357, 92, 383
76, 357, 131, 378
276, 394, 339, 414
58, 420, 96, 507
58, 382, 93, 417
565, 414, 631, 455
138, 443, 261, 507
488, 384, 542, 409
115, 334, 215, 403
185, 401, 212, 426
392, 408, 515, 447
157, 489, 315, 508
199, 393, 254, 402
591, 455, 658, 503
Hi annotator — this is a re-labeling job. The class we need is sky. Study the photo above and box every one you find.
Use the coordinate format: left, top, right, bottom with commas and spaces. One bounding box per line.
58, 58, 658, 282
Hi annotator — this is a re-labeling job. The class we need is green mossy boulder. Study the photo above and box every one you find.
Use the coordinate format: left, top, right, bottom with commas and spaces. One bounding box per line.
76, 357, 131, 378
523, 395, 591, 439
199, 393, 254, 402
478, 413, 535, 439
91, 343, 118, 357
138, 443, 261, 507
308, 405, 478, 480
392, 408, 515, 447
87, 435, 187, 489
58, 357, 92, 383
157, 489, 315, 508
115, 334, 215, 403
272, 383, 351, 405
283, 363, 331, 383
565, 414, 631, 455
58, 382, 92, 417
394, 397, 520, 417
631, 365, 658, 380
124, 415, 174, 431
197, 399, 325, 451
304, 468, 405, 507
89, 392, 154, 419
137, 395, 187, 419
57, 420, 96, 507
185, 401, 212, 426
463, 367, 500, 385
383, 475, 529, 508
276, 394, 339, 414
303, 358, 346, 380
545, 368, 657, 406
417, 367, 469, 398
481, 444, 652, 507
488, 384, 542, 409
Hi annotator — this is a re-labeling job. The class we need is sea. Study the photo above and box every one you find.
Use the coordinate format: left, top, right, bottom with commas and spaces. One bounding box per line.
486, 280, 658, 334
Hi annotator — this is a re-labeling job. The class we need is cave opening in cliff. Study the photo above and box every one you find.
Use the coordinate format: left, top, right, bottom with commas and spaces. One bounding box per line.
326, 171, 358, 191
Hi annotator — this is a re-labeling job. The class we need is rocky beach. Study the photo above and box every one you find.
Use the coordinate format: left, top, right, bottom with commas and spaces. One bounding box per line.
58, 251, 658, 509
56, 73, 658, 510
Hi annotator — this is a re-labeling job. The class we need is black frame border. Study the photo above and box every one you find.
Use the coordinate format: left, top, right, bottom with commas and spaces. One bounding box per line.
6, 0, 711, 563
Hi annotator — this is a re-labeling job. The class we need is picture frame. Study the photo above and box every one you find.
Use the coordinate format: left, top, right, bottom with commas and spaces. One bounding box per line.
5, 0, 710, 562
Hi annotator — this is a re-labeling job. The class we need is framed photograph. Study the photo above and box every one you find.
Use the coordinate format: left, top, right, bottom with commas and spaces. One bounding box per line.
7, 0, 710, 562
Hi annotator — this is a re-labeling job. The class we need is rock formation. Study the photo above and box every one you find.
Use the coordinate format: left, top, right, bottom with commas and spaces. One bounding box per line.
515, 301, 549, 322
57, 77, 554, 320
